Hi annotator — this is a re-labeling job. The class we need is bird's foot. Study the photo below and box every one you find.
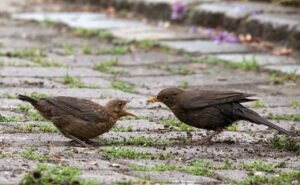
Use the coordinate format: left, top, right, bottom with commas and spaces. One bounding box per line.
68, 139, 93, 148
85, 140, 99, 146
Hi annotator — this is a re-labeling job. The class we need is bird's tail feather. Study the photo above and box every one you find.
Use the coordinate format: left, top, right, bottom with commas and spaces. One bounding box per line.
17, 95, 37, 104
238, 106, 293, 136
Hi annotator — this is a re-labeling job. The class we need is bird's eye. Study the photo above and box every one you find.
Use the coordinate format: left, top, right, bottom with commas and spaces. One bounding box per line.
164, 97, 169, 100
118, 102, 123, 107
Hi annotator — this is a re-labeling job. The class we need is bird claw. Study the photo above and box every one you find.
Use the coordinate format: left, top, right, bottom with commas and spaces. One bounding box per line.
68, 140, 93, 148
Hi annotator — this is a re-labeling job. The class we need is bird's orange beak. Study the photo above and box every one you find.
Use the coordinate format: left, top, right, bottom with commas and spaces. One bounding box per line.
147, 97, 158, 103
121, 109, 137, 118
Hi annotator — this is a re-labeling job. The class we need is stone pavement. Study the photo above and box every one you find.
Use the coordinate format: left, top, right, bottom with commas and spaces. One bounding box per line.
0, 0, 300, 184
64, 0, 300, 53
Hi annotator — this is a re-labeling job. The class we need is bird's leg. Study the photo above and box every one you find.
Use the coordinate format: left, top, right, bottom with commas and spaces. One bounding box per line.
85, 140, 99, 145
63, 132, 92, 148
193, 128, 223, 145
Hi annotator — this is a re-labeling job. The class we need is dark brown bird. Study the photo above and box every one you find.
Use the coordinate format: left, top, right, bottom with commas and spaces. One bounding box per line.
148, 88, 292, 144
18, 95, 135, 147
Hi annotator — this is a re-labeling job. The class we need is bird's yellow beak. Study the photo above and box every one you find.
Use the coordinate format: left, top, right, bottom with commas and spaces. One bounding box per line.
147, 97, 158, 103
121, 110, 137, 118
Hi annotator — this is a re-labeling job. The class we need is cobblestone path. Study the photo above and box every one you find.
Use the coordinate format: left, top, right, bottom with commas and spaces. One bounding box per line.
0, 1, 299, 184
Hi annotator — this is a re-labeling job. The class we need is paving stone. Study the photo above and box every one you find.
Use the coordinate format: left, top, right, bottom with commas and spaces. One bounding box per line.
115, 120, 165, 131
215, 170, 248, 182
0, 40, 47, 50
258, 84, 300, 96
81, 77, 112, 88
0, 25, 57, 39
122, 73, 269, 88
0, 99, 20, 109
0, 87, 144, 99
112, 66, 169, 76
241, 14, 300, 42
111, 26, 207, 41
13, 12, 147, 29
81, 170, 137, 184
0, 57, 35, 66
189, 2, 299, 30
133, 170, 219, 184
1, 1, 299, 184
0, 67, 108, 77
215, 53, 297, 66
196, 2, 299, 18
162, 40, 254, 54
47, 52, 184, 67
0, 77, 65, 88
263, 65, 300, 75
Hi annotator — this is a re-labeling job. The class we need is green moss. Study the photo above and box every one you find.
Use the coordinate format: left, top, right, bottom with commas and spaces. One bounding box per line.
0, 48, 47, 58
0, 93, 16, 99
63, 74, 94, 88
226, 123, 239, 131
82, 45, 92, 55
228, 57, 259, 71
20, 123, 57, 133
120, 115, 150, 121
220, 158, 236, 170
98, 46, 129, 55
99, 136, 175, 147
268, 135, 300, 153
289, 100, 299, 109
62, 45, 75, 55
26, 92, 47, 99
241, 160, 285, 172
239, 171, 300, 185
194, 56, 259, 71
73, 27, 114, 40
113, 39, 171, 52
0, 114, 23, 122
21, 148, 53, 162
271, 70, 298, 84
111, 79, 135, 93
178, 81, 189, 89
20, 163, 97, 185
0, 151, 14, 159
252, 100, 265, 108
94, 59, 127, 74
187, 160, 214, 176
103, 147, 154, 160
16, 103, 44, 121
112, 126, 133, 132
165, 66, 195, 75
131, 160, 214, 176
32, 57, 62, 67
131, 164, 181, 171
161, 118, 195, 131
267, 113, 300, 121
39, 19, 55, 28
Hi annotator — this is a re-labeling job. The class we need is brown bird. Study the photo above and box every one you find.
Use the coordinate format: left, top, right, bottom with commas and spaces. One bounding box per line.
148, 88, 293, 145
18, 95, 135, 147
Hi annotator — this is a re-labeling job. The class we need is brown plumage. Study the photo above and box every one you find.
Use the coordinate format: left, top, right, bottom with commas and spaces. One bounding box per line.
148, 87, 293, 144
18, 95, 135, 147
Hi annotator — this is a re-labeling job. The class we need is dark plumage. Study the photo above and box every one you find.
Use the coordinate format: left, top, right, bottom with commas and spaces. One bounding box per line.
148, 88, 293, 144
18, 95, 135, 147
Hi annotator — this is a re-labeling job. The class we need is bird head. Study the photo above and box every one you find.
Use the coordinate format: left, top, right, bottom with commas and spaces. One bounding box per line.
147, 87, 184, 108
106, 100, 136, 118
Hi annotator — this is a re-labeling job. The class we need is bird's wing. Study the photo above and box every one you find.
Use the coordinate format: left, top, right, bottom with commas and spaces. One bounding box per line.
179, 90, 256, 110
45, 96, 108, 123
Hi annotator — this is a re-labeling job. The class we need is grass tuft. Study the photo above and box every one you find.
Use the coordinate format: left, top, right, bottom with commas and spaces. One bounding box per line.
268, 135, 300, 153
20, 163, 97, 185
111, 79, 135, 93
